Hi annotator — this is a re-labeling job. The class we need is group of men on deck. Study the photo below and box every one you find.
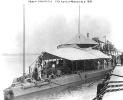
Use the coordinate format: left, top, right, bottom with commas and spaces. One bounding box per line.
31, 54, 117, 81
32, 55, 62, 81
97, 59, 111, 70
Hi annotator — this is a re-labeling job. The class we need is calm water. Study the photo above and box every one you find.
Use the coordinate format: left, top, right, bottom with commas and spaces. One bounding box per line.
1, 55, 123, 100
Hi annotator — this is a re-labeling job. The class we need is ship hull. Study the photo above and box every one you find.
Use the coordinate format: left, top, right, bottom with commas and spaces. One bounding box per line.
12, 67, 112, 100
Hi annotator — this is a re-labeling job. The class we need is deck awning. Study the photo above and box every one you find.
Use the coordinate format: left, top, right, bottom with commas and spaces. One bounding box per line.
42, 48, 110, 60
86, 49, 111, 59
42, 52, 61, 60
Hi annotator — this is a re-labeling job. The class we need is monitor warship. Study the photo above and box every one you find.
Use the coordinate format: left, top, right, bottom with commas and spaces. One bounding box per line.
3, 4, 113, 100
3, 33, 113, 100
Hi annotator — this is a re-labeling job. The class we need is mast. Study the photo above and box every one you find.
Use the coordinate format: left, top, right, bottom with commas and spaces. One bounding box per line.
78, 3, 81, 43
23, 4, 25, 77
78, 3, 80, 34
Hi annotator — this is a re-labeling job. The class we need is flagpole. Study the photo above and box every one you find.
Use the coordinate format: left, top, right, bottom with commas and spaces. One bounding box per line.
23, 4, 25, 77
104, 35, 106, 43
103, 36, 106, 53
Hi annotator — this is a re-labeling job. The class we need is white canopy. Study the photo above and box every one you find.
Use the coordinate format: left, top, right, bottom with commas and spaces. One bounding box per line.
42, 48, 110, 60
85, 49, 111, 59
65, 33, 98, 44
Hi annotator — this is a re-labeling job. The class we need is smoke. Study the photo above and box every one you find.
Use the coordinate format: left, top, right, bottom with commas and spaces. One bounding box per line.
23, 14, 78, 53
15, 15, 111, 54
80, 15, 111, 40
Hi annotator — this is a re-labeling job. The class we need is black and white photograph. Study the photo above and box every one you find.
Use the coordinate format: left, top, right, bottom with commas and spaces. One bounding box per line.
1, 0, 123, 100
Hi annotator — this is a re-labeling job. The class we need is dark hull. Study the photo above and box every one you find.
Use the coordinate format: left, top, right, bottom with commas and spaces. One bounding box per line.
13, 68, 112, 100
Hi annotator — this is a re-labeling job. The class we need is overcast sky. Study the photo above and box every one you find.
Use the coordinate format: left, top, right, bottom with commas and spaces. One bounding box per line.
1, 0, 123, 54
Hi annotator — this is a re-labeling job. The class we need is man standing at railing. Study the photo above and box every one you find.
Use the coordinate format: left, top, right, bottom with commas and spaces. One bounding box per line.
104, 60, 107, 69
97, 60, 100, 70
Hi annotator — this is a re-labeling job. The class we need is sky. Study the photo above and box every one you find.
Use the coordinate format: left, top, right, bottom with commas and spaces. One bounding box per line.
0, 0, 123, 54
0, 0, 123, 99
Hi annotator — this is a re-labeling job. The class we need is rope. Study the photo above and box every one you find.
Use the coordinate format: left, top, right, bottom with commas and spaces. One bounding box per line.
108, 84, 123, 88
92, 84, 108, 100
112, 74, 123, 78
106, 88, 123, 93
92, 68, 116, 100
30, 57, 39, 67
93, 82, 123, 100
30, 52, 45, 67
108, 81, 123, 83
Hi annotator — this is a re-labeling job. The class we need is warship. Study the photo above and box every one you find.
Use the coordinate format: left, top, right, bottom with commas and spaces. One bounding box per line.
3, 4, 113, 100
3, 33, 113, 100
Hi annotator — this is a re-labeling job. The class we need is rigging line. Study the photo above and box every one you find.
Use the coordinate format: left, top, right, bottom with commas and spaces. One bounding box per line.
106, 88, 123, 93
108, 84, 123, 88
78, 3, 81, 44
30, 52, 45, 67
112, 74, 123, 78
108, 81, 123, 83
93, 72, 119, 100
95, 82, 123, 96
30, 57, 39, 67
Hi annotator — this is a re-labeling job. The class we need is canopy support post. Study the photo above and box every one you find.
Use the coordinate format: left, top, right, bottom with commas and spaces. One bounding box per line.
76, 61, 78, 71
84, 60, 86, 71
72, 61, 73, 74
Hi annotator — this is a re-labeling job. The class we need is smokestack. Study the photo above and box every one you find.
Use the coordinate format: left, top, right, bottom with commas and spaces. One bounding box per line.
87, 33, 89, 38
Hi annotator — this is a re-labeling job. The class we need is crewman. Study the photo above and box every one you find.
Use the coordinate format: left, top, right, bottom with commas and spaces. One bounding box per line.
38, 65, 42, 81
104, 60, 107, 69
97, 60, 100, 70
49, 63, 56, 79
108, 59, 111, 68
38, 55, 42, 67
56, 69, 61, 77
52, 63, 55, 74
121, 57, 123, 65
32, 64, 38, 81
37, 55, 43, 81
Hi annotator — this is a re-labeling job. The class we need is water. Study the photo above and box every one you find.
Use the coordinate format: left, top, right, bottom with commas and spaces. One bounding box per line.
2, 55, 123, 100
1, 55, 38, 100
